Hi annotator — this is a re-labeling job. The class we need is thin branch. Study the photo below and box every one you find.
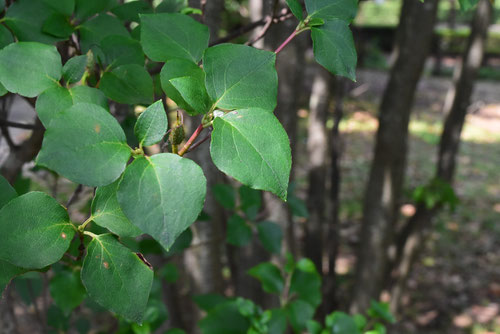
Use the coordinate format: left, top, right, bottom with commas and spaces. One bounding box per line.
66, 184, 83, 208
178, 124, 204, 156
247, 0, 282, 46
187, 128, 212, 153
275, 29, 298, 54
0, 119, 42, 130
209, 11, 293, 46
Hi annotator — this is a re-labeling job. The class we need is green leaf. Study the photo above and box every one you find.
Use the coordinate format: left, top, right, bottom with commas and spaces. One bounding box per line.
160, 59, 209, 115
0, 42, 62, 97
156, 0, 187, 13
91, 178, 142, 238
193, 293, 228, 312
49, 269, 86, 315
170, 76, 212, 115
226, 214, 252, 247
199, 301, 251, 334
307, 320, 324, 334
62, 55, 87, 84
305, 0, 357, 21
203, 44, 278, 111
42, 13, 74, 38
78, 14, 129, 53
0, 260, 27, 295
257, 221, 282, 254
0, 25, 14, 50
286, 299, 315, 332
212, 184, 236, 209
325, 312, 360, 334
42, 0, 75, 16
134, 100, 168, 146
0, 175, 17, 209
81, 234, 153, 323
289, 258, 322, 308
0, 192, 74, 269
140, 13, 209, 63
307, 17, 325, 27
111, 1, 153, 22
75, 0, 117, 20
117, 154, 207, 251
458, 0, 478, 11
239, 185, 261, 220
367, 300, 396, 323
100, 35, 145, 69
210, 109, 291, 200
100, 64, 154, 105
286, 0, 303, 21
37, 103, 131, 187
0, 82, 6, 97
36, 85, 108, 127
248, 262, 284, 294
268, 308, 288, 334
4, 0, 60, 44
311, 19, 357, 81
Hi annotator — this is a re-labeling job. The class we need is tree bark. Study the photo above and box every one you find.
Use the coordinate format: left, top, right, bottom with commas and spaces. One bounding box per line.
351, 0, 439, 313
390, 0, 492, 313
305, 67, 331, 271
261, 1, 306, 257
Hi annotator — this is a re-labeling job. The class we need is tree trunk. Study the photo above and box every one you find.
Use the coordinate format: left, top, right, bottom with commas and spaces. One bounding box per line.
390, 0, 492, 313
351, 0, 439, 313
305, 67, 331, 271
262, 1, 306, 257
324, 77, 349, 313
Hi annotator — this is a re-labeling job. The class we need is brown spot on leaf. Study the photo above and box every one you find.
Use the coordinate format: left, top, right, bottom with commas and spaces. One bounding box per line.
136, 253, 153, 270
94, 124, 101, 133
103, 261, 109, 269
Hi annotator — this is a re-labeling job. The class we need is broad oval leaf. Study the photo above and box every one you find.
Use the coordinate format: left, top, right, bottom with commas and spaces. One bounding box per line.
42, 13, 74, 39
257, 221, 283, 254
4, 0, 61, 44
286, 0, 304, 21
78, 14, 130, 53
117, 154, 207, 251
0, 42, 61, 97
1, 260, 27, 294
311, 19, 357, 81
100, 35, 145, 69
75, 0, 115, 20
81, 234, 153, 323
0, 175, 17, 209
140, 13, 209, 63
36, 85, 108, 127
91, 178, 142, 238
160, 59, 209, 115
111, 1, 153, 22
248, 262, 284, 294
203, 44, 278, 111
0, 25, 14, 49
100, 64, 154, 105
134, 100, 168, 147
62, 55, 87, 84
210, 109, 291, 200
0, 192, 74, 269
37, 103, 131, 187
49, 269, 86, 315
226, 214, 252, 247
170, 76, 212, 116
305, 0, 358, 21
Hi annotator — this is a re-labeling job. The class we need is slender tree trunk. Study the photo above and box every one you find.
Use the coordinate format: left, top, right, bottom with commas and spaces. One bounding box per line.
305, 67, 331, 271
324, 77, 349, 312
262, 1, 306, 257
351, 0, 439, 313
390, 0, 492, 313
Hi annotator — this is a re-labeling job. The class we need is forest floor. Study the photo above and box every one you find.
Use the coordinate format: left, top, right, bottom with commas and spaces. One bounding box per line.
330, 69, 500, 334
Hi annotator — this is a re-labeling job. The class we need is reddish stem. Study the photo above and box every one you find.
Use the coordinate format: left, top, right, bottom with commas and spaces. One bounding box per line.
274, 30, 297, 54
178, 124, 204, 156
